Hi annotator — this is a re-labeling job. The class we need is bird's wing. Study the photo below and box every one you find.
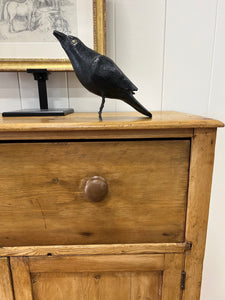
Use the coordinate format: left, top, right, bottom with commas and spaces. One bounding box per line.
91, 55, 138, 92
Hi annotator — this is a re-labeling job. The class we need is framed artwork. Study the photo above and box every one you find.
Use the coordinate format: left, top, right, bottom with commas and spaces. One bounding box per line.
0, 0, 106, 71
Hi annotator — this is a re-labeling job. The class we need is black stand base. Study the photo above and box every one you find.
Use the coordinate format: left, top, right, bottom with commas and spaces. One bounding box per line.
3, 69, 74, 118
2, 108, 74, 117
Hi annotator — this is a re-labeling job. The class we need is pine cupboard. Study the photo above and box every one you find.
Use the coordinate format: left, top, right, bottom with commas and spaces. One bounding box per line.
0, 112, 223, 300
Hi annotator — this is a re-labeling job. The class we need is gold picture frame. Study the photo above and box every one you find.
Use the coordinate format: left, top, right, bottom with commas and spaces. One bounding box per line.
0, 0, 106, 72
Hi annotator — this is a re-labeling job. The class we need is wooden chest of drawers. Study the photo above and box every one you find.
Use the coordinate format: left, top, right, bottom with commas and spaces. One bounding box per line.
0, 111, 223, 300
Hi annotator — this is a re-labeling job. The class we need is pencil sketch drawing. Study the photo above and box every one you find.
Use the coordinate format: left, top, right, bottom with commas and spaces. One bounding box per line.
0, 0, 77, 42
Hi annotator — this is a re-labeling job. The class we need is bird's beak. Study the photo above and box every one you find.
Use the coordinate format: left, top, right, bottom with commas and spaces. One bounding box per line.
53, 30, 67, 43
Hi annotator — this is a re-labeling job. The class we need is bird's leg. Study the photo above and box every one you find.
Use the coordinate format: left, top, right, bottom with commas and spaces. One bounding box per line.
98, 95, 105, 121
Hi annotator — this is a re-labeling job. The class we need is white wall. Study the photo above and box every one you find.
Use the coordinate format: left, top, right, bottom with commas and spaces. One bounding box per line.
0, 1, 224, 299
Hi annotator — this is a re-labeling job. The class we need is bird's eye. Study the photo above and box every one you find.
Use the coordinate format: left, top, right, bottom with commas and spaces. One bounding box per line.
71, 39, 77, 45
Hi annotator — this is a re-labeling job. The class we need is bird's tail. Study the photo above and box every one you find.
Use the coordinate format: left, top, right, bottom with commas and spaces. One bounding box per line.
122, 93, 152, 118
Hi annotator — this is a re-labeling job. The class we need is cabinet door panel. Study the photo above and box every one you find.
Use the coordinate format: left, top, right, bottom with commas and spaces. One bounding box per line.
32, 272, 162, 300
10, 253, 183, 300
131, 272, 162, 300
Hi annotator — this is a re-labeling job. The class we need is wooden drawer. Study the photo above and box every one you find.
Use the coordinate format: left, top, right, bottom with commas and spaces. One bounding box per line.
0, 139, 190, 246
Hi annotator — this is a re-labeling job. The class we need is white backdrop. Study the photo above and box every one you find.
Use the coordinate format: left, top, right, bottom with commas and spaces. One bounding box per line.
0, 1, 224, 299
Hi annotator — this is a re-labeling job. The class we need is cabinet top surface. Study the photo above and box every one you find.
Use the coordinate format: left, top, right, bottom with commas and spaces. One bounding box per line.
0, 111, 223, 132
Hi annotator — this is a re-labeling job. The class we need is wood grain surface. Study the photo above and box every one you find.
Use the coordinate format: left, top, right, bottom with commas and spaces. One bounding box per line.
162, 254, 184, 300
30, 254, 164, 299
0, 242, 190, 257
32, 271, 162, 300
0, 139, 189, 246
29, 254, 164, 273
0, 128, 194, 141
8, 253, 185, 300
0, 112, 223, 133
183, 128, 217, 300
10, 257, 33, 300
0, 258, 14, 300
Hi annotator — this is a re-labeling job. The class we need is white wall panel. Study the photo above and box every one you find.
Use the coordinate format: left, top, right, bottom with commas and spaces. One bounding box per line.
201, 130, 225, 300
19, 72, 42, 109
162, 0, 218, 115
19, 72, 69, 110
207, 1, 225, 121
0, 72, 21, 112
115, 0, 165, 112
47, 72, 69, 109
200, 0, 225, 299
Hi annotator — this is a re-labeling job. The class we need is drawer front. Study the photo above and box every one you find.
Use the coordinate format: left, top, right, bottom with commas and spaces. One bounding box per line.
0, 140, 190, 246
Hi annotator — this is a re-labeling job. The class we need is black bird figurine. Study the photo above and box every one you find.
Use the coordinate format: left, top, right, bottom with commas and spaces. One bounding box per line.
53, 30, 152, 120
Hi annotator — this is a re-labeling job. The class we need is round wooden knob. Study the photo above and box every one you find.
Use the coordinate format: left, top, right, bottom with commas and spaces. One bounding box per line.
85, 176, 108, 202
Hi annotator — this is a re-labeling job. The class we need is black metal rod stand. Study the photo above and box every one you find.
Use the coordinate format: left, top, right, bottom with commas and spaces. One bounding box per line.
27, 69, 49, 109
2, 69, 74, 117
